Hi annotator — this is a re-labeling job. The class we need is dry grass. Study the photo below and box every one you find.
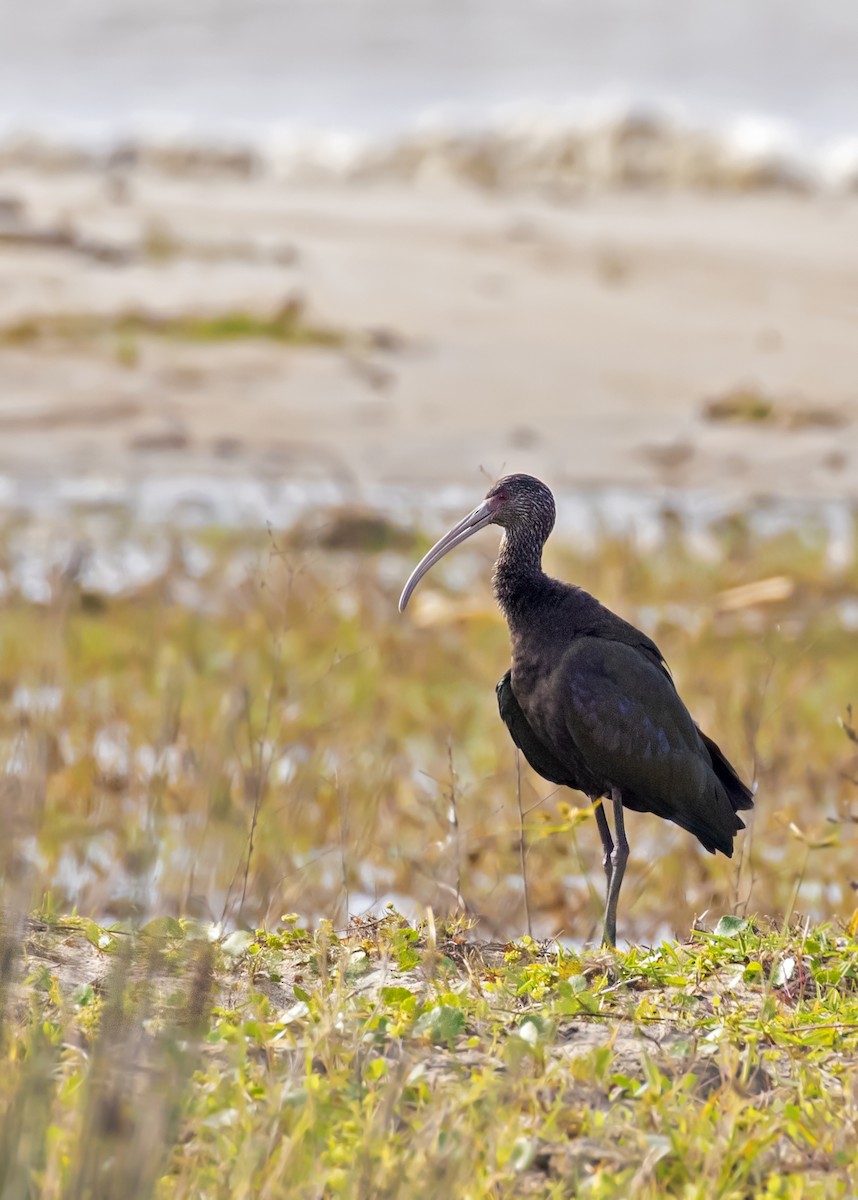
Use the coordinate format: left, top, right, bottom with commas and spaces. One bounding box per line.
0, 505, 856, 1196
0, 511, 855, 942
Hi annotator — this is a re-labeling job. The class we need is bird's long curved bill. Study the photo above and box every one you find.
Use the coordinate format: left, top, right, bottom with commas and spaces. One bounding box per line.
399, 499, 495, 612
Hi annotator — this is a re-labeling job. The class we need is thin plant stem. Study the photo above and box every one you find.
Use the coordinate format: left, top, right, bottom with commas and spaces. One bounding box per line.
782, 844, 812, 934
447, 740, 463, 914
516, 749, 532, 938
337, 773, 350, 927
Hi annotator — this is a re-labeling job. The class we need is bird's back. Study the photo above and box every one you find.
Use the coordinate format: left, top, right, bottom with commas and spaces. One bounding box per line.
507, 585, 753, 856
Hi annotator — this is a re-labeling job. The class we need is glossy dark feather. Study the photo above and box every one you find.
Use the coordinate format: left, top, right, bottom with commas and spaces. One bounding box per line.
496, 670, 576, 789
511, 635, 748, 856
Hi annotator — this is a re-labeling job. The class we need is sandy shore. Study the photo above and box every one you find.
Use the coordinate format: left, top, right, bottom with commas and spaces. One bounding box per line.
1, 163, 857, 508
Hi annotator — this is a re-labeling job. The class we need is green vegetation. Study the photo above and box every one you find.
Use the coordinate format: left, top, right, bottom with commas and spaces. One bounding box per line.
0, 298, 348, 349
0, 508, 856, 1194
702, 387, 845, 430
1, 911, 857, 1197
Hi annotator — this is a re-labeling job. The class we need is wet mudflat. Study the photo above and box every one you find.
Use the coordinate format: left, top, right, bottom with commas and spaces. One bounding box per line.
1, 157, 858, 501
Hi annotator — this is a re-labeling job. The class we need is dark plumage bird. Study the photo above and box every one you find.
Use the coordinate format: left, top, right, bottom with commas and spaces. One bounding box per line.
399, 474, 754, 946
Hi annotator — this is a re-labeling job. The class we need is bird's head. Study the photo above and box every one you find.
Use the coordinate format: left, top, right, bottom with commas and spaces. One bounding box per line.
483, 473, 556, 534
398, 473, 555, 612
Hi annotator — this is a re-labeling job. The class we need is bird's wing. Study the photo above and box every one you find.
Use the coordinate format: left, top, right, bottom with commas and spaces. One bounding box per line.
496, 670, 578, 788
695, 726, 755, 811
558, 638, 736, 842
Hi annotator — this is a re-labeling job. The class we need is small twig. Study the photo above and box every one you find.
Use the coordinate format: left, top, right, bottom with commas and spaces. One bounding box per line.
239, 642, 280, 917
782, 845, 811, 935
732, 643, 778, 917
516, 750, 532, 938
523, 785, 562, 816
447, 741, 463, 915
337, 772, 350, 927
746, 646, 777, 789
239, 768, 264, 919
221, 636, 282, 926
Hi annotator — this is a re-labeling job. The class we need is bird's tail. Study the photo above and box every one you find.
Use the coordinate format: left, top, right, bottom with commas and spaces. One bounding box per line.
697, 728, 755, 812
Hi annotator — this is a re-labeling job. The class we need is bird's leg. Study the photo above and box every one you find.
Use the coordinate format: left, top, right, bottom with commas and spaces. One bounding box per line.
602, 787, 629, 949
593, 795, 614, 894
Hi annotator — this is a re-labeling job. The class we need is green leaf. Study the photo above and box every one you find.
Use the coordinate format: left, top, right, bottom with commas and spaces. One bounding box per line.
365, 1058, 388, 1082
509, 1138, 536, 1173
713, 915, 749, 937
593, 1046, 613, 1078
518, 1013, 547, 1046
81, 919, 115, 950
413, 1004, 466, 1044
74, 984, 95, 1007
381, 986, 415, 1006
141, 916, 185, 940
393, 928, 421, 971
557, 974, 589, 997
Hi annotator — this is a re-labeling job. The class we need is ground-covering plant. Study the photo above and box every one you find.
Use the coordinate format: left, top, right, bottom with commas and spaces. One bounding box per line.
1, 911, 856, 1198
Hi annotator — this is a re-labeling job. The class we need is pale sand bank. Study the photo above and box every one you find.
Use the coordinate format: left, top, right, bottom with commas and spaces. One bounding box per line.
1, 166, 857, 508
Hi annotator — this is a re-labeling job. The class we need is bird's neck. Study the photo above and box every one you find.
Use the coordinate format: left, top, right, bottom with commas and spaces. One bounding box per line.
492, 528, 547, 623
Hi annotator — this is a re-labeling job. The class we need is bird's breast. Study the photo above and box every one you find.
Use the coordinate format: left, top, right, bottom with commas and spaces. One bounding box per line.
509, 640, 547, 704
510, 645, 565, 743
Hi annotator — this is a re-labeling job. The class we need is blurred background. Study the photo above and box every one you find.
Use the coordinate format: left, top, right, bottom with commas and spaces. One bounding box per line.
1, 0, 857, 943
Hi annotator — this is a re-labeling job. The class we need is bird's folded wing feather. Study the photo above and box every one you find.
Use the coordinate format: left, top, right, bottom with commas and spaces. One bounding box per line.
560, 638, 710, 806
497, 670, 577, 787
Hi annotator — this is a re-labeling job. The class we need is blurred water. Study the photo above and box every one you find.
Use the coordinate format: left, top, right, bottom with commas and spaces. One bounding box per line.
0, 475, 853, 609
0, 471, 854, 549
2, 0, 857, 154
